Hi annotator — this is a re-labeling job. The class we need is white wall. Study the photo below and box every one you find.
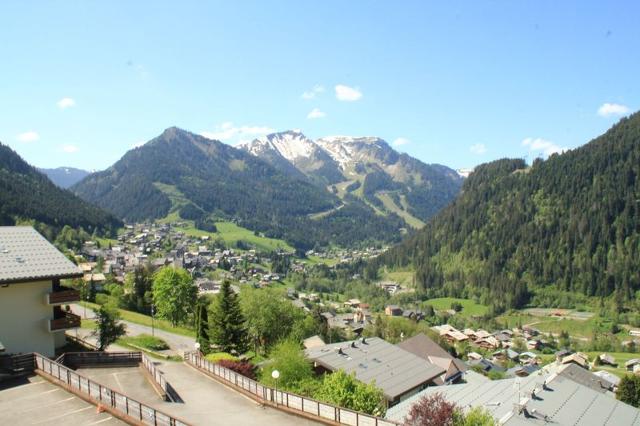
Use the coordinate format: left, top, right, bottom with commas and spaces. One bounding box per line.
0, 280, 56, 357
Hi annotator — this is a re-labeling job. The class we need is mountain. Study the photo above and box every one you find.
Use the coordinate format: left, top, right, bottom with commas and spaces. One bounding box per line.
240, 130, 343, 185
72, 127, 407, 250
376, 113, 640, 311
241, 131, 463, 228
39, 167, 90, 188
0, 142, 122, 233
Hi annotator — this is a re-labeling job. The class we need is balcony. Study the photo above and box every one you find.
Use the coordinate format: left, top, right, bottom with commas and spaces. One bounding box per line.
46, 287, 80, 305
49, 312, 81, 332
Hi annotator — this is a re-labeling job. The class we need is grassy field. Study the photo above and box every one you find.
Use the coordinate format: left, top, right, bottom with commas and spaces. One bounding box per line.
80, 301, 195, 337
585, 351, 638, 378
119, 334, 169, 351
425, 297, 489, 317
379, 269, 415, 287
376, 192, 425, 229
497, 312, 614, 339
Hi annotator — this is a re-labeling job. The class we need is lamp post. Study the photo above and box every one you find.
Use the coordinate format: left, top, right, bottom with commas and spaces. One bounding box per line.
195, 342, 201, 355
271, 369, 280, 407
151, 304, 155, 337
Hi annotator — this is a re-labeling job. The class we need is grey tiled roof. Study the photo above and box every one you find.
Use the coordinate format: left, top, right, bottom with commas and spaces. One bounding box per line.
305, 336, 445, 401
0, 227, 82, 284
386, 363, 640, 425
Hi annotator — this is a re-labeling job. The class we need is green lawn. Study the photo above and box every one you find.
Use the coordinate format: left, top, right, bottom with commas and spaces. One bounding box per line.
585, 351, 638, 379
425, 297, 489, 317
119, 334, 169, 351
80, 301, 195, 337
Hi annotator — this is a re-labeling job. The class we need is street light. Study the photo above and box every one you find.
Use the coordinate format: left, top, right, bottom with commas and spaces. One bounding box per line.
151, 304, 155, 337
194, 342, 201, 354
271, 369, 280, 407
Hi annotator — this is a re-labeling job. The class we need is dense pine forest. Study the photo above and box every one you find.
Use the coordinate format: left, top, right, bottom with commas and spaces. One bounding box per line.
0, 142, 122, 236
377, 113, 640, 311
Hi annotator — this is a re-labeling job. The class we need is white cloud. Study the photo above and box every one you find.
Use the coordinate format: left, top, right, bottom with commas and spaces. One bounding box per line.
470, 143, 487, 155
17, 131, 40, 143
522, 137, 567, 157
335, 84, 362, 101
61, 144, 78, 153
201, 122, 275, 144
307, 108, 326, 119
57, 97, 76, 109
131, 141, 145, 149
301, 85, 325, 100
597, 102, 630, 117
392, 137, 410, 147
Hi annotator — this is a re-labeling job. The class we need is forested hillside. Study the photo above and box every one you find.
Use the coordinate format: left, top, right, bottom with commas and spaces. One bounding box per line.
0, 142, 122, 234
377, 113, 640, 311
73, 127, 406, 250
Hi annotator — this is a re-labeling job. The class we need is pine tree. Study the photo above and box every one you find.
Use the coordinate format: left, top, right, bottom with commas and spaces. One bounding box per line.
209, 281, 248, 354
196, 301, 210, 354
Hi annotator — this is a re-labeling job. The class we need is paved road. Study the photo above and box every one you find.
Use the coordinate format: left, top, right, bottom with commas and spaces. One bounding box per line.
69, 304, 196, 354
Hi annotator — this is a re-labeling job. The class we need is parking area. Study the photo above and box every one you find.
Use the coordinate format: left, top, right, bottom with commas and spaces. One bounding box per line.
0, 375, 125, 425
75, 366, 162, 406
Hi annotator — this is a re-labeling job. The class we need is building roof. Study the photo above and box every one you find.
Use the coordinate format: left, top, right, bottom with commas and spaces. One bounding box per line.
386, 364, 640, 425
305, 336, 445, 401
556, 363, 615, 393
0, 227, 82, 284
397, 333, 467, 376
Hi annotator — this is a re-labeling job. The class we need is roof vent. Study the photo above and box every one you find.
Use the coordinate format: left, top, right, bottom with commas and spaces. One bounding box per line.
15, 256, 25, 264
361, 337, 367, 344
351, 342, 357, 348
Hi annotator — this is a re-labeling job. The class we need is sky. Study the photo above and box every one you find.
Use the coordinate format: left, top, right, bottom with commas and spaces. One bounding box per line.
1, 1, 638, 171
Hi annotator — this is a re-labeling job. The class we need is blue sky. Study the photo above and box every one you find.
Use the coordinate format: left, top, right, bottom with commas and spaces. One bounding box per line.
1, 1, 638, 171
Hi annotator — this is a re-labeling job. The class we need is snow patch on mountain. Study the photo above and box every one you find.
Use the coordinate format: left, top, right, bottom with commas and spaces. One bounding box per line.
241, 130, 318, 163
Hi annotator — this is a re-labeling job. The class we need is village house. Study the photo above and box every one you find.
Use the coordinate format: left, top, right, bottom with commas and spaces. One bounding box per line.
305, 336, 445, 406
397, 333, 467, 384
385, 305, 403, 316
0, 227, 83, 357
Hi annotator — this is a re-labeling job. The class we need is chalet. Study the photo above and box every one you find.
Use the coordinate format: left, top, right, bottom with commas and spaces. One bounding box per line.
0, 227, 82, 357
625, 358, 640, 371
475, 335, 500, 350
561, 352, 590, 369
598, 353, 617, 367
506, 364, 540, 378
492, 348, 519, 363
385, 305, 403, 316
305, 337, 445, 406
344, 299, 362, 309
398, 333, 467, 384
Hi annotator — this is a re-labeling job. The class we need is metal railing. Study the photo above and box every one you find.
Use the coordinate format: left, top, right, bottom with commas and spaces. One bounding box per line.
141, 353, 170, 401
61, 351, 141, 368
184, 351, 399, 426
35, 353, 189, 426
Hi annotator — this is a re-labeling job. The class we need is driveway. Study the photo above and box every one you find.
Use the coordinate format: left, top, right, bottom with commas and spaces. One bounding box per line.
69, 304, 196, 354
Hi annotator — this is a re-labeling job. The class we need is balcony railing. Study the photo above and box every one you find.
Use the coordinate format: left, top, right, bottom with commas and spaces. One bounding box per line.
49, 312, 81, 331
47, 287, 80, 305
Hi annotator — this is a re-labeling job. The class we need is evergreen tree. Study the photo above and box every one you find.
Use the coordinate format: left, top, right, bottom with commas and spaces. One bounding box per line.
209, 281, 248, 354
195, 300, 211, 354
617, 375, 640, 407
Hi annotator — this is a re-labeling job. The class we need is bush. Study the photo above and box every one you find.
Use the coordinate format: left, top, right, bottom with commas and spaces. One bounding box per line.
404, 393, 456, 426
217, 359, 256, 380
205, 352, 238, 363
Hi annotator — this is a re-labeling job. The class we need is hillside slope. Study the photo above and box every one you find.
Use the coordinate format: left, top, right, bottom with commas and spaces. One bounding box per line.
378, 113, 640, 310
0, 143, 122, 233
241, 131, 463, 227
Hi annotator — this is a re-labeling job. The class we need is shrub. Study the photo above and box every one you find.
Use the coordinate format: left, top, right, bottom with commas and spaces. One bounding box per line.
205, 352, 238, 363
404, 393, 456, 426
217, 359, 256, 380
